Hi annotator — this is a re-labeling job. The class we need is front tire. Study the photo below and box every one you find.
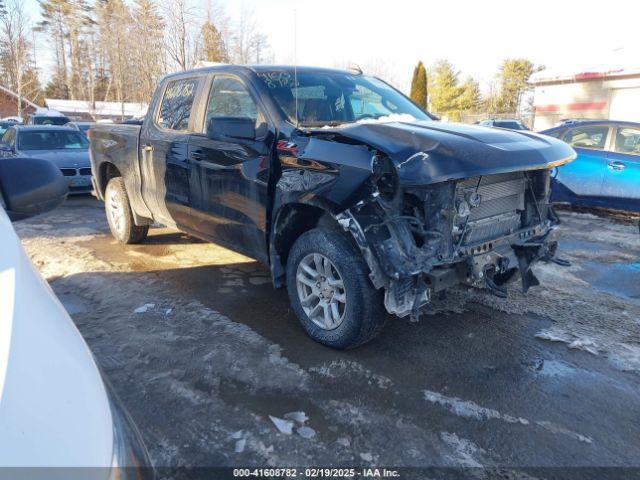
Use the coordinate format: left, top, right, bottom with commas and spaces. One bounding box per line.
286, 228, 386, 349
105, 177, 148, 244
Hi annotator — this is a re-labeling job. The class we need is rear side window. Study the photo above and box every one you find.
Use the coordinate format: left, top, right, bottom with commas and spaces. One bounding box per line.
563, 125, 609, 150
157, 78, 199, 131
614, 127, 640, 156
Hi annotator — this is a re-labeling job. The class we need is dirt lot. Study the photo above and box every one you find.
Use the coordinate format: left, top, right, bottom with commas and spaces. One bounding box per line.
14, 196, 640, 476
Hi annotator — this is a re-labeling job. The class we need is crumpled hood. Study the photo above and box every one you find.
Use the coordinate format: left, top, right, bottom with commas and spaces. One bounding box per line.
19, 149, 90, 169
316, 120, 576, 185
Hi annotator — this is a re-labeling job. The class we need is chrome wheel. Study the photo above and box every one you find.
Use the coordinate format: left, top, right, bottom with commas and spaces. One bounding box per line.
106, 186, 126, 238
296, 253, 347, 330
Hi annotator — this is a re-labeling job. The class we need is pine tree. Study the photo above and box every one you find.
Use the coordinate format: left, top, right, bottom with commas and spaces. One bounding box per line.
21, 67, 45, 106
458, 77, 482, 113
44, 72, 70, 99
38, 0, 93, 100
409, 61, 428, 109
429, 60, 463, 120
496, 58, 538, 114
201, 19, 228, 63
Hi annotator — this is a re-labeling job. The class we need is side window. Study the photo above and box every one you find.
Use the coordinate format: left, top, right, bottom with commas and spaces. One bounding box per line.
562, 125, 609, 150
157, 78, 198, 131
205, 76, 263, 130
2, 128, 15, 145
614, 127, 640, 156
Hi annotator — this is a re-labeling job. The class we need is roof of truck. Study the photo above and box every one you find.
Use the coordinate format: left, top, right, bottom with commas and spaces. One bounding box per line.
163, 64, 361, 81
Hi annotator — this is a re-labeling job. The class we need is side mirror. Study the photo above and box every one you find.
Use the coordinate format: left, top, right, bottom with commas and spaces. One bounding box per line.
0, 157, 68, 221
206, 116, 255, 141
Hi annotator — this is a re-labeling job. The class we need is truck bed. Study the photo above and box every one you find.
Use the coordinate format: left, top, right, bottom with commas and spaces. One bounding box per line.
89, 124, 151, 221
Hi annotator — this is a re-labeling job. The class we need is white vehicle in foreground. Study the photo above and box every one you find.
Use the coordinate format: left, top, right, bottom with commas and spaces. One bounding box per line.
0, 157, 152, 478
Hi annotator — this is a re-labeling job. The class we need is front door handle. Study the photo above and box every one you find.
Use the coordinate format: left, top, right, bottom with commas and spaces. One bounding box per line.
142, 144, 153, 153
190, 152, 206, 161
608, 161, 625, 171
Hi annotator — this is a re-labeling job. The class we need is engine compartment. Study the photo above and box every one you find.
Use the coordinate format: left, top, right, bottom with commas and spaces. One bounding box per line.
336, 164, 561, 321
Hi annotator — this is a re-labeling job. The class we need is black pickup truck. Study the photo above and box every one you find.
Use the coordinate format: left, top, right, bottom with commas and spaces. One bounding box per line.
90, 65, 575, 349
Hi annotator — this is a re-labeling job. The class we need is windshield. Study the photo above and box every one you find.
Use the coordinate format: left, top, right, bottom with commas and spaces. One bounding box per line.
32, 116, 71, 126
256, 71, 431, 127
18, 131, 89, 150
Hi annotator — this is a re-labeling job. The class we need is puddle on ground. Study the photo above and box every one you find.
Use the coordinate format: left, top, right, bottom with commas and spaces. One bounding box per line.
580, 261, 640, 305
537, 360, 576, 378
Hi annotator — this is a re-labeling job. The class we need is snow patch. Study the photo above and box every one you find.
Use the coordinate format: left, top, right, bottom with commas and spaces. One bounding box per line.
359, 452, 373, 462
535, 329, 600, 355
424, 390, 529, 425
535, 421, 592, 444
425, 389, 593, 443
269, 415, 294, 435
296, 426, 316, 439
284, 411, 308, 424
310, 360, 392, 389
234, 438, 246, 453
440, 432, 484, 468
134, 303, 155, 313
356, 113, 416, 124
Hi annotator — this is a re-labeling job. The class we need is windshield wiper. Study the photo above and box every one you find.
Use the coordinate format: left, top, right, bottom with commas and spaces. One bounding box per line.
301, 120, 352, 128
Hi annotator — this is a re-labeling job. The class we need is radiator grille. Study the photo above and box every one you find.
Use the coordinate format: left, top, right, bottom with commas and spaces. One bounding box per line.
456, 172, 525, 245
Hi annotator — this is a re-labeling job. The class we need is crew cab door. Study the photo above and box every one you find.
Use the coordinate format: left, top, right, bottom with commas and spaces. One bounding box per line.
139, 76, 203, 229
187, 74, 273, 263
555, 124, 611, 198
601, 125, 640, 209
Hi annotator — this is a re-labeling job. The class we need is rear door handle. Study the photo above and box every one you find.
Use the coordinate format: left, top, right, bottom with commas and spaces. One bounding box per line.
608, 161, 625, 170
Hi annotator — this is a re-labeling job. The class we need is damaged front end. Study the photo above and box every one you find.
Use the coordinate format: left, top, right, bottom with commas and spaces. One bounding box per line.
336, 156, 566, 321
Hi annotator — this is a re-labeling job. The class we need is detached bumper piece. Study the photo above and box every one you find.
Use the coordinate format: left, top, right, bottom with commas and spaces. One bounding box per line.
337, 169, 567, 322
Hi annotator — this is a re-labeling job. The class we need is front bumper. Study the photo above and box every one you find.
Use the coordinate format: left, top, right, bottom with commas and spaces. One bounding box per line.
60, 167, 93, 194
337, 206, 562, 320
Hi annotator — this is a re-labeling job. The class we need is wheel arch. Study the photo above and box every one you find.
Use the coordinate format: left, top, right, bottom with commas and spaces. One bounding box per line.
99, 162, 151, 226
269, 201, 342, 288
97, 161, 122, 198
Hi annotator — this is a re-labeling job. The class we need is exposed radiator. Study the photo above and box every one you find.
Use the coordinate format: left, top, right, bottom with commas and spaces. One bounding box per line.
455, 172, 525, 245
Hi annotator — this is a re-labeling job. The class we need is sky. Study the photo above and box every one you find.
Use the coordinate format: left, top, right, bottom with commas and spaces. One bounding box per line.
23, 0, 640, 93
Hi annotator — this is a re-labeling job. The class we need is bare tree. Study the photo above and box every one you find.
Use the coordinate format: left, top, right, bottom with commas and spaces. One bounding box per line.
131, 0, 166, 102
37, 0, 69, 98
229, 6, 272, 64
163, 0, 199, 71
0, 0, 32, 115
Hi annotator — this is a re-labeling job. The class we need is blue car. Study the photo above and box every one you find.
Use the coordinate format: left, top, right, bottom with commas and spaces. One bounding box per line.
0, 125, 93, 194
541, 120, 640, 212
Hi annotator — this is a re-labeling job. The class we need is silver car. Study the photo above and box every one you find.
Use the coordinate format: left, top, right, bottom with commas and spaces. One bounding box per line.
0, 125, 93, 194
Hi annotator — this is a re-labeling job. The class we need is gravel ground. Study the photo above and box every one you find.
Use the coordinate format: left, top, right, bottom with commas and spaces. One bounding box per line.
14, 196, 640, 478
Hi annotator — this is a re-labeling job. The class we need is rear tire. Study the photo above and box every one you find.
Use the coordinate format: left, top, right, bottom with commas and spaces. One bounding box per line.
286, 227, 386, 349
105, 177, 148, 244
